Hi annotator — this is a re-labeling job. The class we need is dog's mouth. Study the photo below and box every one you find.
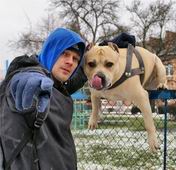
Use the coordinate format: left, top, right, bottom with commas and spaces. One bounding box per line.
90, 73, 111, 90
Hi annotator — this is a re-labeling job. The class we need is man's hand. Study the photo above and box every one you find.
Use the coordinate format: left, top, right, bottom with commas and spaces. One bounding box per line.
99, 32, 136, 48
10, 72, 53, 113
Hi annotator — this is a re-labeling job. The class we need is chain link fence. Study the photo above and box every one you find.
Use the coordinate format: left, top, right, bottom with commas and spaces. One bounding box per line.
72, 90, 176, 170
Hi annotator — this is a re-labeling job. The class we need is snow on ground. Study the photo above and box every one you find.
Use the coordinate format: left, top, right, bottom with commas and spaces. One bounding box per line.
73, 128, 176, 170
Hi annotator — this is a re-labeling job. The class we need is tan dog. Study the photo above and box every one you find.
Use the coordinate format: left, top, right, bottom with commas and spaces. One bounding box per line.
84, 43, 167, 152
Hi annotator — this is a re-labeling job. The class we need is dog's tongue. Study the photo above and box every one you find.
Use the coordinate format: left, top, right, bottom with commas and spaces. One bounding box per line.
91, 75, 102, 90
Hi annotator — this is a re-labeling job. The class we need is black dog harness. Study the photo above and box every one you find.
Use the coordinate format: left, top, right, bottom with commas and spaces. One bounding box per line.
108, 44, 145, 90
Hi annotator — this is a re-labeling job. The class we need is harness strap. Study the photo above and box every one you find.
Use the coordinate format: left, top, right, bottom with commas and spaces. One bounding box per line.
133, 46, 145, 83
125, 43, 133, 76
108, 44, 145, 90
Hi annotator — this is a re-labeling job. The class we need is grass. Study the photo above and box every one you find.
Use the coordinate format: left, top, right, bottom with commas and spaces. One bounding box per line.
72, 112, 176, 131
73, 129, 176, 170
97, 115, 176, 131
77, 144, 162, 169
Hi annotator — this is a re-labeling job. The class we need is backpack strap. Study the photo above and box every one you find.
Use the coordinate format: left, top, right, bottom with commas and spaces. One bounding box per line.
5, 111, 47, 170
5, 130, 33, 170
0, 138, 5, 169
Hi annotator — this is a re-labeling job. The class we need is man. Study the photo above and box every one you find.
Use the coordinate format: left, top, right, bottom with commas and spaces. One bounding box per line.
0, 28, 135, 170
0, 28, 86, 170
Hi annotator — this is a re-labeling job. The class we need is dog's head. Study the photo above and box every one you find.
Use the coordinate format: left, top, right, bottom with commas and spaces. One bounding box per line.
84, 42, 120, 90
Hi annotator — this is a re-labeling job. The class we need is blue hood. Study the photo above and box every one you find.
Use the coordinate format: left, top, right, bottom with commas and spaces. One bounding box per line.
38, 28, 85, 73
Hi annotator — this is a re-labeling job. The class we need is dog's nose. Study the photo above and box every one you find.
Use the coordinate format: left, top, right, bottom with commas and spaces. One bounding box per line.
96, 72, 106, 88
96, 72, 105, 79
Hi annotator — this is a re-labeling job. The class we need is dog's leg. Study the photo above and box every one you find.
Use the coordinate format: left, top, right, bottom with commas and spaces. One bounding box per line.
88, 94, 101, 130
133, 88, 159, 152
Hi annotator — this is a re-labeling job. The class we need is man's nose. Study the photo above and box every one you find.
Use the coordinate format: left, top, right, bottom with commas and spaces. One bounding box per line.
66, 56, 74, 65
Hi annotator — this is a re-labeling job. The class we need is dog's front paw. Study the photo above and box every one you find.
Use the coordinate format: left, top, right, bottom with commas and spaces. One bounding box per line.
148, 133, 160, 153
88, 115, 98, 130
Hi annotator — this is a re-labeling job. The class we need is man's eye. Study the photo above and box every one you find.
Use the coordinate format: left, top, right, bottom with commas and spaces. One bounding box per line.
88, 62, 96, 68
73, 57, 80, 63
63, 51, 69, 57
105, 62, 113, 68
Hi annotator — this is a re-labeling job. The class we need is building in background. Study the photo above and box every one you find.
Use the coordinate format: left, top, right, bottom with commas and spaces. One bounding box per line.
147, 30, 176, 89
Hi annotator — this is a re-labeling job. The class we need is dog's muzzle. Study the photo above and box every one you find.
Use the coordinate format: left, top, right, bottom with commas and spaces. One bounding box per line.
90, 72, 111, 90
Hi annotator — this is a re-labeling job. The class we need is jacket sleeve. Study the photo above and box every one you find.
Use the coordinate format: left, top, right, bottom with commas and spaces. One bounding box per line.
64, 65, 87, 95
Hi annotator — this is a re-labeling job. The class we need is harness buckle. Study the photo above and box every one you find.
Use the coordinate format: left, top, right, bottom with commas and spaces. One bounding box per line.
125, 72, 131, 77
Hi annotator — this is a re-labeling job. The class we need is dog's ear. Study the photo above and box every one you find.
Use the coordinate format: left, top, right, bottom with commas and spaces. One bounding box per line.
86, 42, 95, 51
108, 42, 119, 53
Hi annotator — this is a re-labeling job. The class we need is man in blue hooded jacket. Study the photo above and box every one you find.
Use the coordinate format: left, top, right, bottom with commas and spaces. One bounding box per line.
0, 28, 135, 170
0, 28, 87, 170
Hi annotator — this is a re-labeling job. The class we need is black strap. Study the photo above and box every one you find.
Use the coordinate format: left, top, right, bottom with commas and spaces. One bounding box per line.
32, 130, 40, 170
5, 130, 33, 170
108, 44, 145, 90
0, 138, 6, 169
5, 111, 47, 170
133, 46, 145, 83
125, 43, 133, 76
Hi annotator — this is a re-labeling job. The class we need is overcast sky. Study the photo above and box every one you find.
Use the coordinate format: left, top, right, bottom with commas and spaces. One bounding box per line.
0, 0, 161, 63
0, 0, 49, 62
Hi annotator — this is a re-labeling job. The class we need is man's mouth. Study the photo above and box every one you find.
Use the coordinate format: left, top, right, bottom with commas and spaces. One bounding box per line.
61, 67, 71, 74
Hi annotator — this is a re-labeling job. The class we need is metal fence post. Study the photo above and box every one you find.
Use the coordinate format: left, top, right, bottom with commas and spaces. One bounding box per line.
163, 100, 168, 170
149, 90, 176, 170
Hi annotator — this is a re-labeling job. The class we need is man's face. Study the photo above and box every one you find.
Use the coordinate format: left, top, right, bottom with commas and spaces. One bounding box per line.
52, 50, 81, 82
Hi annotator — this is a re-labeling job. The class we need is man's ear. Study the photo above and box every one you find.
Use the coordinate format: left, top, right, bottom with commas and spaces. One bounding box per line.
108, 42, 119, 53
86, 42, 95, 51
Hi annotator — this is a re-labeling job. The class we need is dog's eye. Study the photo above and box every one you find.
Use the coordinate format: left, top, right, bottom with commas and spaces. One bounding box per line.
105, 62, 113, 68
88, 62, 96, 68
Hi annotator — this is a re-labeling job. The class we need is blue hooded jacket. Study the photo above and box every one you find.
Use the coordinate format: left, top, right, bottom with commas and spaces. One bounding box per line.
38, 28, 85, 73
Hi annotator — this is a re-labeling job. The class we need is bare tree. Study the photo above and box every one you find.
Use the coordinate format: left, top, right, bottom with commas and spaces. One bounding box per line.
9, 12, 62, 55
10, 0, 129, 53
126, 0, 174, 49
150, 0, 174, 55
50, 0, 129, 43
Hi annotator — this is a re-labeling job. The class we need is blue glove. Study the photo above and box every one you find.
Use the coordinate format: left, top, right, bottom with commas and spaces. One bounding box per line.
10, 72, 54, 113
99, 32, 136, 48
